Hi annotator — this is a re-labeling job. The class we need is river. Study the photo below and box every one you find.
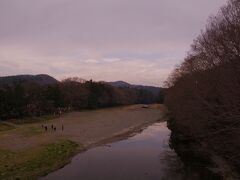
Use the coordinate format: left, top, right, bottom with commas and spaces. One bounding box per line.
41, 122, 200, 180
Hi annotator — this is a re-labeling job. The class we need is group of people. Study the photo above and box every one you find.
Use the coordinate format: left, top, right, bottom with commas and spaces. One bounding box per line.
41, 124, 64, 132
42, 107, 66, 132
42, 107, 67, 132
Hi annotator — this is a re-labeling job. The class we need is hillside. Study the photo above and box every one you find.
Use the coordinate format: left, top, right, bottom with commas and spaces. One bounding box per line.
0, 74, 58, 86
108, 81, 162, 96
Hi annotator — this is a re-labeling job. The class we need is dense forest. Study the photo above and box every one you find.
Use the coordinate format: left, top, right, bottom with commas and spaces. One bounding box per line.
0, 76, 163, 120
165, 0, 240, 178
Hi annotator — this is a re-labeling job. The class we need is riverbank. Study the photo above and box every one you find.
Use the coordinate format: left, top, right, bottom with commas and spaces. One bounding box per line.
168, 117, 240, 180
0, 104, 166, 179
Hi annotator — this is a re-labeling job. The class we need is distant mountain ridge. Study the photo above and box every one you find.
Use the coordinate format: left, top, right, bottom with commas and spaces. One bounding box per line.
108, 81, 161, 95
0, 75, 162, 96
108, 81, 131, 87
0, 74, 58, 86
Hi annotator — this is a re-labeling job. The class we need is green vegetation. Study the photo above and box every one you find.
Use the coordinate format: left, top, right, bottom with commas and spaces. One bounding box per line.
21, 126, 44, 137
0, 140, 80, 180
10, 115, 56, 125
0, 123, 15, 132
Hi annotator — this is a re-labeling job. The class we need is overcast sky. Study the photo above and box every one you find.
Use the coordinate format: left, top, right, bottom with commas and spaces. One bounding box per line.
0, 0, 227, 86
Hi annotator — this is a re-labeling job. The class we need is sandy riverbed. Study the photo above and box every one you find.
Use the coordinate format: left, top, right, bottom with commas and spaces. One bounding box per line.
0, 104, 166, 151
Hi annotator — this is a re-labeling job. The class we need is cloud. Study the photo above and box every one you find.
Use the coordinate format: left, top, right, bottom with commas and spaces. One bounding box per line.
0, 0, 228, 86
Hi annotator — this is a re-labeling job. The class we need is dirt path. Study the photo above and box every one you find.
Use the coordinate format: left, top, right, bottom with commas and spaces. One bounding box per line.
0, 104, 166, 151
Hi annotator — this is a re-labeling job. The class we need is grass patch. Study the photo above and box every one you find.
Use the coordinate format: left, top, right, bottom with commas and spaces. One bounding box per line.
9, 115, 56, 125
0, 123, 15, 132
22, 126, 44, 137
0, 140, 80, 180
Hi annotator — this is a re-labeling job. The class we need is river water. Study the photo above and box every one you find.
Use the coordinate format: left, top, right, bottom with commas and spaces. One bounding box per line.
41, 122, 199, 180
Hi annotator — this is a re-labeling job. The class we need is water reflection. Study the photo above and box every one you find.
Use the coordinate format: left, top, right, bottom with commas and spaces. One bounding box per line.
41, 122, 199, 180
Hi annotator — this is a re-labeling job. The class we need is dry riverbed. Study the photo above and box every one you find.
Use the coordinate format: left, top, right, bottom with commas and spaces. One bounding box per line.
0, 104, 167, 179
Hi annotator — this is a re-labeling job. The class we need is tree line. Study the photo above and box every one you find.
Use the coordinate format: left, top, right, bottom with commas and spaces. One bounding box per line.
0, 77, 162, 120
165, 0, 240, 176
